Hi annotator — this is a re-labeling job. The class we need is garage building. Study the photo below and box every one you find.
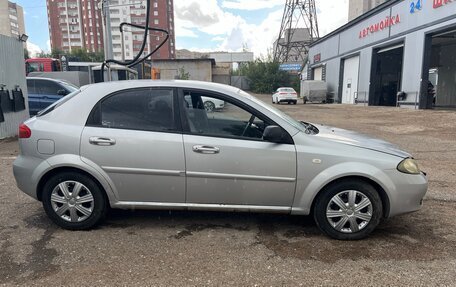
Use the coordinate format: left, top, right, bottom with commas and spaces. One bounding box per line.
307, 0, 456, 109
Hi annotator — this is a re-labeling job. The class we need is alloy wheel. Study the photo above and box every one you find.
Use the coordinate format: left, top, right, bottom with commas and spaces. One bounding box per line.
204, 101, 215, 113
326, 190, 373, 233
50, 181, 94, 223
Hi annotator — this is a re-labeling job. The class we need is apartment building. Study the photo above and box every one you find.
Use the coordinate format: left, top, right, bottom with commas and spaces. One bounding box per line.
348, 0, 387, 21
47, 0, 103, 53
0, 0, 26, 42
47, 0, 175, 60
109, 0, 175, 60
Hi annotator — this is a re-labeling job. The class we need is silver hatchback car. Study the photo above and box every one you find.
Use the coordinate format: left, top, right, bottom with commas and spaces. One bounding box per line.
13, 80, 428, 240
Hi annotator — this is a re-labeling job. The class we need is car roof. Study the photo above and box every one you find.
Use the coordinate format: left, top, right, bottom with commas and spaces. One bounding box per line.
26, 77, 66, 83
82, 80, 244, 95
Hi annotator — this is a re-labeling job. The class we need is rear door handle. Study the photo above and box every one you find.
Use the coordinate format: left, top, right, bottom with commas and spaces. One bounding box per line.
192, 145, 220, 154
89, 137, 116, 146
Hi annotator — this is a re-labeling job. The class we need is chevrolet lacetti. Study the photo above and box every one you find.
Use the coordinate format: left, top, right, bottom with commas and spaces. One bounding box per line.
13, 80, 428, 240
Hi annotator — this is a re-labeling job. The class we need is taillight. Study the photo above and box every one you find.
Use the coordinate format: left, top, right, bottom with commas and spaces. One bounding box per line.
19, 124, 31, 138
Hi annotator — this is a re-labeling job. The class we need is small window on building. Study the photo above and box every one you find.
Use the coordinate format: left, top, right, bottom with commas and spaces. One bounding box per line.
154, 10, 158, 16
154, 19, 159, 25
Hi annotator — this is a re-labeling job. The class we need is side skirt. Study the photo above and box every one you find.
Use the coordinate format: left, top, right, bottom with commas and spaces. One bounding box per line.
111, 202, 293, 214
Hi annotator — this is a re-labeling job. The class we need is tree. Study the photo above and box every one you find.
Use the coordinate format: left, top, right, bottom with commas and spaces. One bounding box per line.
238, 58, 292, 93
24, 48, 29, 59
177, 66, 190, 80
50, 48, 63, 59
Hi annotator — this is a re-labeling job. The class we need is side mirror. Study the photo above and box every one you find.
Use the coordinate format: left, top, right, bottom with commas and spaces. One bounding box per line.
57, 89, 68, 96
263, 125, 288, 143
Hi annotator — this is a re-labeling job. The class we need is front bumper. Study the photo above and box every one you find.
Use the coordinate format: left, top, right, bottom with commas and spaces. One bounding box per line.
385, 170, 428, 217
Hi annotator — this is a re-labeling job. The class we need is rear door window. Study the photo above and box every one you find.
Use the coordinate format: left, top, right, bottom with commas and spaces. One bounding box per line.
26, 79, 36, 94
35, 80, 61, 95
92, 88, 177, 132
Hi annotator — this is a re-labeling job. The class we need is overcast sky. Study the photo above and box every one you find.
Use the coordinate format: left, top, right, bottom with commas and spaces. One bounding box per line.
19, 0, 349, 57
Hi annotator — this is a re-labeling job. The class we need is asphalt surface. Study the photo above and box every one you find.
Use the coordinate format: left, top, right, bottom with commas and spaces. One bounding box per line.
1, 95, 455, 286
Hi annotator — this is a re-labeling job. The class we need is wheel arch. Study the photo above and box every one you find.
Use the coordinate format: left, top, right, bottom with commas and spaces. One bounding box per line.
36, 166, 113, 204
309, 175, 390, 219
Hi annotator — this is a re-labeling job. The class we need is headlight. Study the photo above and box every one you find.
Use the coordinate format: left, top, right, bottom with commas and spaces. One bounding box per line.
397, 158, 421, 174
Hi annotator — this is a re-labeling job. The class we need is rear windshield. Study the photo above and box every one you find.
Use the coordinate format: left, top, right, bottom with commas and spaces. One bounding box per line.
280, 88, 295, 93
37, 89, 80, 117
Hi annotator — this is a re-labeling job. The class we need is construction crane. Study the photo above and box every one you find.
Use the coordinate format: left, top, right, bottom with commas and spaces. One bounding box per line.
273, 0, 319, 64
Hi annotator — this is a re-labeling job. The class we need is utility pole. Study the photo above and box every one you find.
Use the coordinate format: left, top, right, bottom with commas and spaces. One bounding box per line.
101, 0, 113, 60
274, 0, 319, 63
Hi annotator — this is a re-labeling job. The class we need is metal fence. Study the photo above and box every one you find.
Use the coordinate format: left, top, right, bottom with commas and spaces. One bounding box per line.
230, 76, 250, 90
354, 91, 368, 106
397, 91, 419, 110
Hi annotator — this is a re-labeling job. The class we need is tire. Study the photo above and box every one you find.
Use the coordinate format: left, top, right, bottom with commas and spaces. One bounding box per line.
42, 172, 108, 230
204, 101, 215, 113
293, 101, 297, 105
313, 180, 383, 240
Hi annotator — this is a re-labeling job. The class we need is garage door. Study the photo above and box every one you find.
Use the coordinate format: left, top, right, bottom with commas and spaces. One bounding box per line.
342, 56, 359, 104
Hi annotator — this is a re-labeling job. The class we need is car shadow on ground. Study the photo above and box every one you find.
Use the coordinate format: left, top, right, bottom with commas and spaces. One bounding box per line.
96, 206, 454, 263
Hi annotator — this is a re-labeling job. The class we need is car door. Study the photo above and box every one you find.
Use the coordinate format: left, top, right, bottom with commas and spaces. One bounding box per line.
180, 89, 297, 207
34, 79, 63, 110
80, 87, 186, 203
26, 79, 41, 115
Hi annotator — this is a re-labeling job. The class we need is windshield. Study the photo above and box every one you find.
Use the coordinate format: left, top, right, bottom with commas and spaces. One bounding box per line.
237, 90, 307, 133
37, 89, 81, 116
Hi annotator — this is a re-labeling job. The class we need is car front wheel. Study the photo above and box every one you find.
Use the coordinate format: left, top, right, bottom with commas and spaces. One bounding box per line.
42, 172, 108, 230
313, 180, 383, 240
204, 101, 216, 113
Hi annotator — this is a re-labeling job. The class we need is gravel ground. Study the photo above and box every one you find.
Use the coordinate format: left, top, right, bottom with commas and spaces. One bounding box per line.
1, 96, 455, 286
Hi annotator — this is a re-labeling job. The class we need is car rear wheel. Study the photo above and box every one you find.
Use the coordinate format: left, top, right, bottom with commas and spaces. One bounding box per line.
42, 172, 108, 230
204, 101, 215, 113
313, 180, 382, 240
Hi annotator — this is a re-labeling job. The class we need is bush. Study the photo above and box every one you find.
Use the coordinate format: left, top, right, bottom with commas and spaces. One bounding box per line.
238, 58, 299, 94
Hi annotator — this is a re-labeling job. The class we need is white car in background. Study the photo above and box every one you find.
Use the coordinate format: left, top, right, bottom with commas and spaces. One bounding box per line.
202, 96, 224, 112
272, 87, 298, 105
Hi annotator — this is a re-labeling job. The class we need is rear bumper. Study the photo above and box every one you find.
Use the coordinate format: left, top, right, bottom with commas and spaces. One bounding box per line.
386, 170, 428, 217
277, 97, 297, 102
13, 155, 50, 200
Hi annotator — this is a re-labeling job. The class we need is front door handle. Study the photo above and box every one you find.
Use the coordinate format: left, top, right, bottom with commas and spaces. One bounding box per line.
89, 137, 116, 146
192, 145, 220, 154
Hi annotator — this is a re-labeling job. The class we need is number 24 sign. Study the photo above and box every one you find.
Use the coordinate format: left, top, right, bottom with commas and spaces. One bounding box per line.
410, 0, 423, 13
